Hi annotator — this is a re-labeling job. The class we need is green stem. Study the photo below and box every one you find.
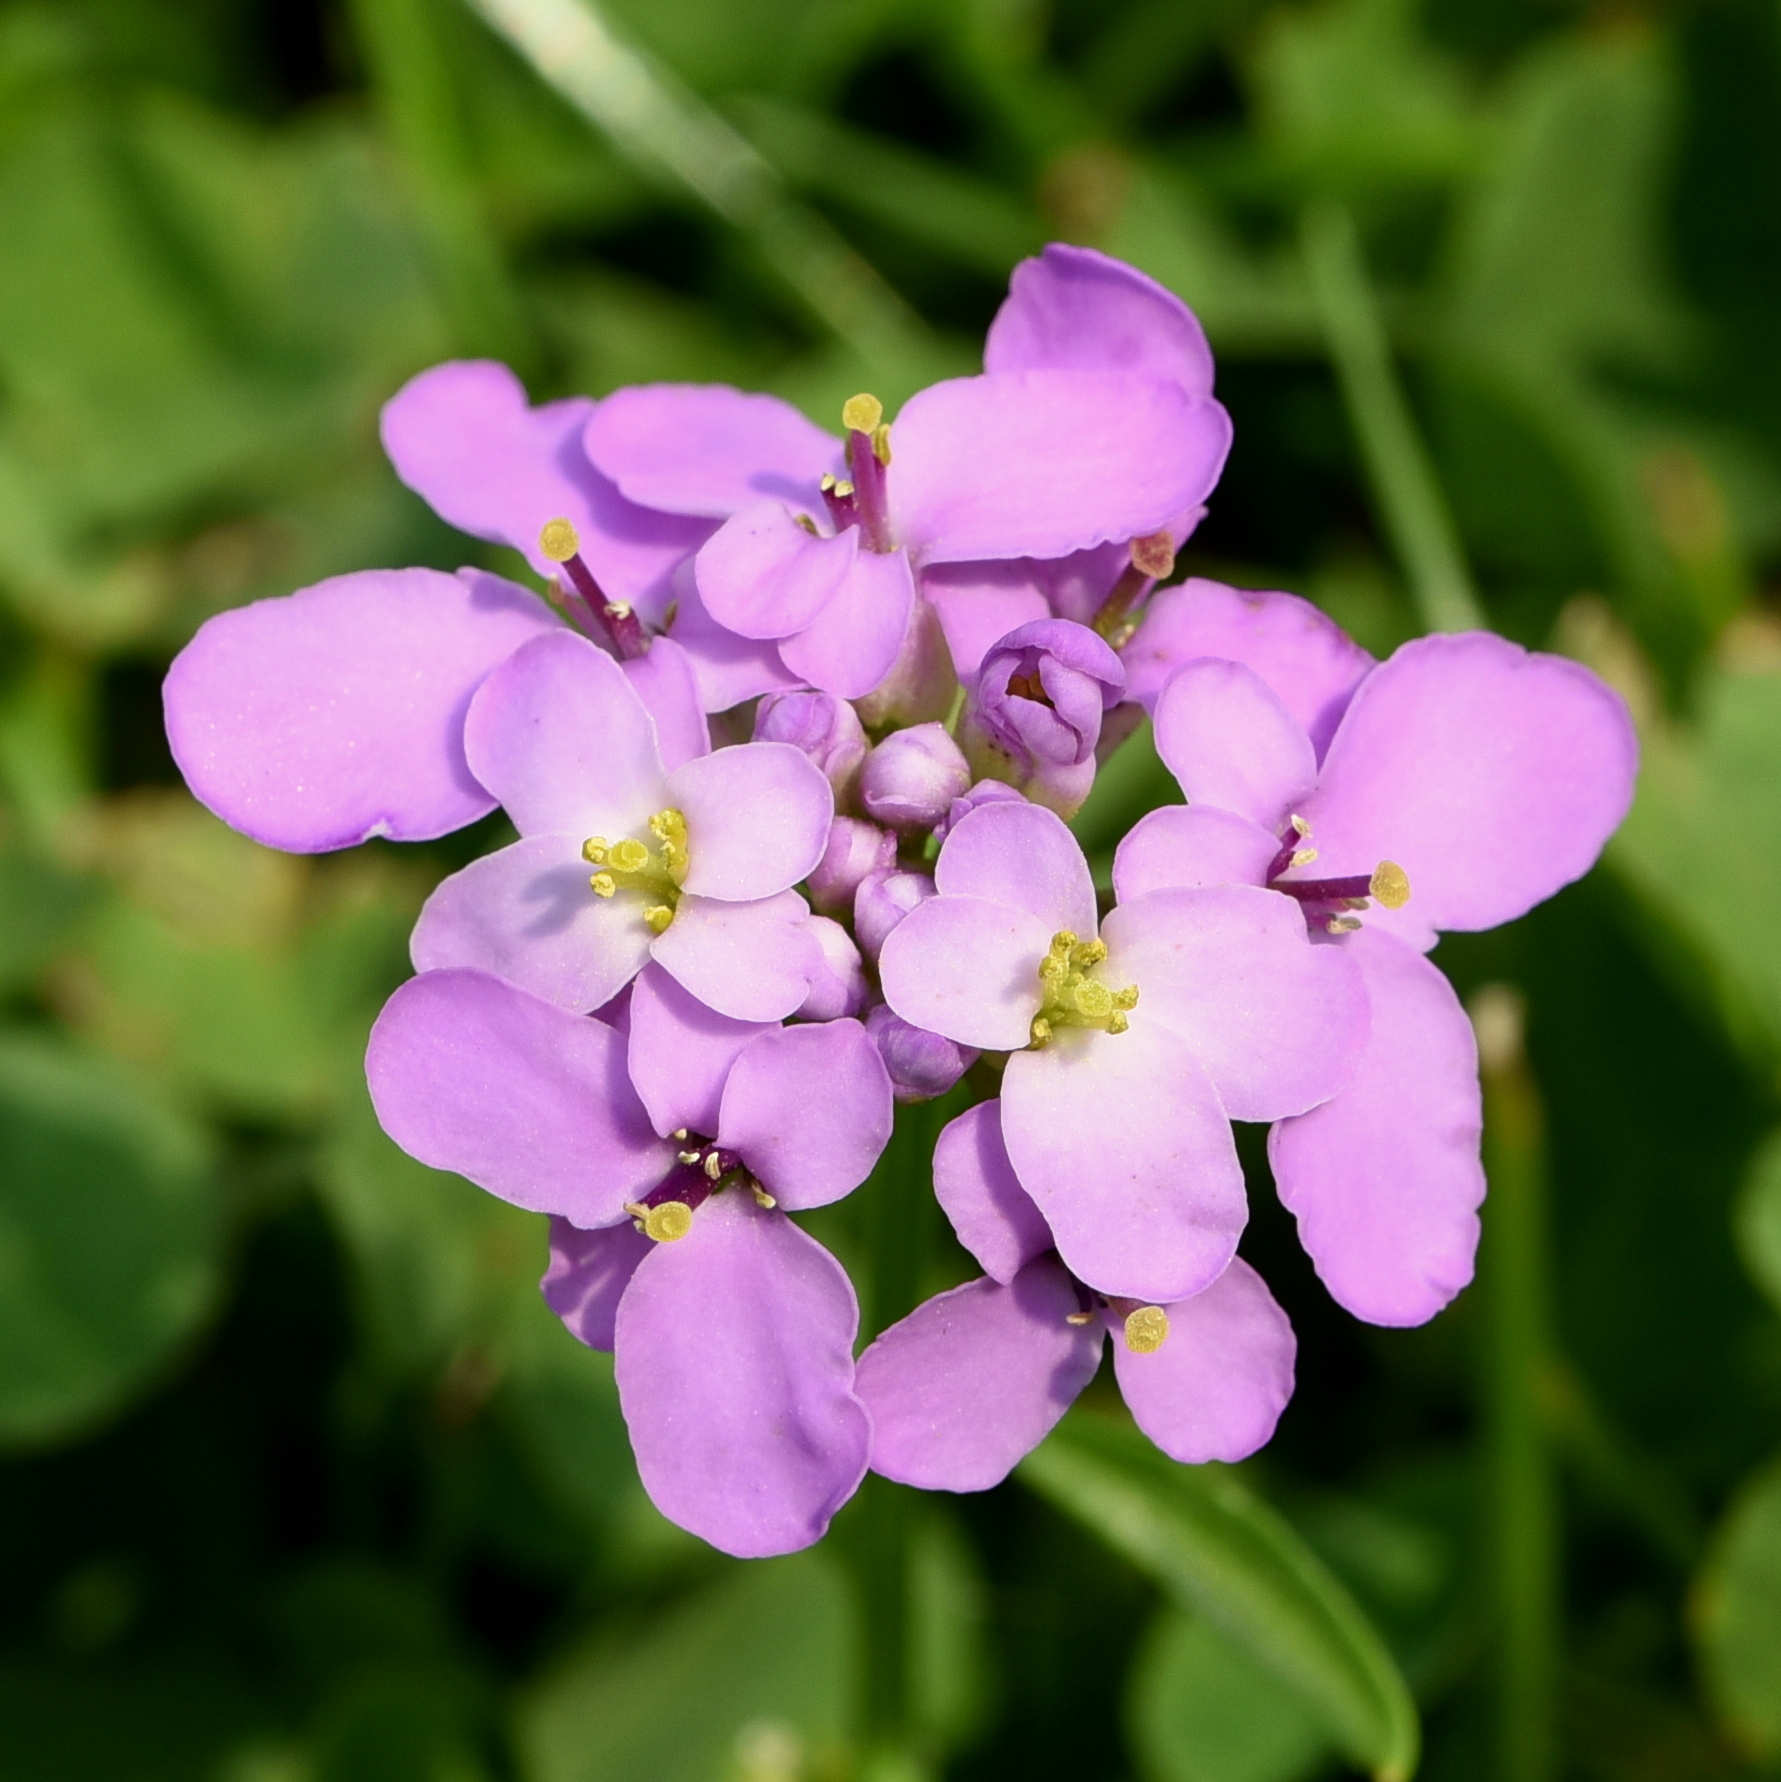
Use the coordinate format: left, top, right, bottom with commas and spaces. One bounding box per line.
1299, 201, 1485, 634
1474, 986, 1561, 1782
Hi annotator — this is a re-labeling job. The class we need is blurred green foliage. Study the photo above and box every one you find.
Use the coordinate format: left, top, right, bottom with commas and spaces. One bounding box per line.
3, 0, 1781, 1776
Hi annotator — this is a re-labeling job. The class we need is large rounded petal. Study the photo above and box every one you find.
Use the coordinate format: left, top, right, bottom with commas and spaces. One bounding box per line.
933, 1100, 1052, 1283
1123, 580, 1375, 756
366, 970, 666, 1225
778, 547, 917, 701
1103, 887, 1368, 1122
933, 801, 1098, 936
584, 384, 842, 517
1268, 927, 1484, 1326
1110, 1259, 1296, 1463
626, 961, 772, 1139
464, 630, 667, 839
879, 894, 1052, 1052
1295, 632, 1639, 950
669, 743, 833, 901
163, 567, 558, 853
717, 1020, 893, 1210
381, 360, 708, 601
649, 890, 821, 1022
1153, 658, 1318, 831
921, 561, 1051, 680
543, 1216, 653, 1352
614, 1193, 870, 1557
984, 243, 1216, 397
1112, 805, 1278, 903
411, 833, 654, 1013
621, 637, 709, 771
1002, 1022, 1246, 1303
694, 502, 858, 640
857, 1261, 1102, 1492
892, 371, 1230, 567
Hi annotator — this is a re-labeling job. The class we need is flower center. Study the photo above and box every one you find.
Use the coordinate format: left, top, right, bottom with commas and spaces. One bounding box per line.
1029, 930, 1139, 1048
583, 808, 688, 935
1265, 816, 1410, 934
622, 1132, 775, 1242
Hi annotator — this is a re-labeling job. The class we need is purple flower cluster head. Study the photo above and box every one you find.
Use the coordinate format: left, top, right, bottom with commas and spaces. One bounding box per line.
162, 244, 1640, 1556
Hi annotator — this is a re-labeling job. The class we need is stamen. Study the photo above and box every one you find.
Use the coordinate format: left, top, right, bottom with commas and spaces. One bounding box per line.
1123, 1305, 1170, 1353
644, 905, 674, 934
871, 422, 892, 466
1091, 529, 1177, 641
751, 1184, 777, 1209
1270, 859, 1412, 915
579, 809, 689, 926
1327, 915, 1363, 934
841, 394, 893, 551
589, 872, 616, 898
537, 520, 648, 660
1064, 1310, 1097, 1326
1290, 847, 1319, 868
1291, 814, 1312, 837
1029, 929, 1139, 1047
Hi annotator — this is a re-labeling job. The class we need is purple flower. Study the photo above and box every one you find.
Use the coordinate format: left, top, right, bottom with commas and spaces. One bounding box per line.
798, 917, 869, 1020
753, 690, 868, 800
864, 1003, 978, 1103
855, 1103, 1295, 1489
878, 801, 1366, 1302
961, 619, 1126, 815
806, 817, 898, 916
1119, 627, 1638, 1324
410, 630, 834, 1022
366, 965, 892, 1556
854, 869, 936, 962
858, 723, 972, 832
933, 777, 1029, 846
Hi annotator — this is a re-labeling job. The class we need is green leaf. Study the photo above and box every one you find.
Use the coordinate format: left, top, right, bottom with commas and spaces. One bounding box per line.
1736, 1127, 1781, 1318
1695, 1455, 1781, 1759
516, 1553, 857, 1782
0, 1033, 222, 1446
1128, 1609, 1330, 1782
1020, 1412, 1419, 1782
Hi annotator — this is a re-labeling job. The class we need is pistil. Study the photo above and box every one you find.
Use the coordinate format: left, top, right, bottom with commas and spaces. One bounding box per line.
539, 519, 649, 660
841, 393, 894, 552
1029, 930, 1139, 1047
1272, 860, 1411, 913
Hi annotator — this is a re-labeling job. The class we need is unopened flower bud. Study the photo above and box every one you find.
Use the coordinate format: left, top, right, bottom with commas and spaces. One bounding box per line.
860, 724, 970, 832
754, 690, 868, 802
934, 778, 1029, 846
865, 1003, 978, 1103
961, 619, 1125, 818
854, 868, 935, 961
854, 595, 957, 729
807, 817, 897, 916
798, 916, 869, 1020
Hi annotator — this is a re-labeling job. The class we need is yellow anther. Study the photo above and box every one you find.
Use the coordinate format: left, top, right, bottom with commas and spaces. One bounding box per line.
1030, 1015, 1053, 1047
751, 1184, 778, 1209
1032, 929, 1138, 1046
1290, 847, 1319, 868
1328, 915, 1362, 934
1051, 931, 1079, 954
677, 1150, 702, 1165
643, 1201, 693, 1243
1038, 955, 1066, 982
672, 1128, 689, 1141
644, 904, 675, 934
1291, 814, 1312, 838
842, 392, 883, 434
820, 473, 837, 492
1106, 1011, 1130, 1035
607, 838, 649, 873
833, 480, 854, 498
589, 872, 617, 898
1124, 1305, 1170, 1353
605, 600, 633, 621
1070, 938, 1108, 968
1111, 986, 1139, 1010
539, 518, 580, 562
795, 512, 820, 535
872, 422, 892, 466
1371, 860, 1411, 909
1130, 530, 1176, 580
703, 1153, 725, 1180
582, 837, 608, 864
1065, 1310, 1097, 1326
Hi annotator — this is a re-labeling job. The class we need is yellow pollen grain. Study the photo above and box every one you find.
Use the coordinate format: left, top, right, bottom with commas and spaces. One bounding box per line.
1124, 1305, 1170, 1353
1130, 530, 1176, 580
643, 1201, 693, 1243
1371, 860, 1411, 909
589, 872, 616, 898
539, 518, 580, 562
842, 392, 883, 434
644, 904, 674, 934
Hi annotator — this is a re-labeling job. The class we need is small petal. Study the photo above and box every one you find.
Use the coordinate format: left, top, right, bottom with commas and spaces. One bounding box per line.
366, 970, 666, 1224
1110, 1259, 1296, 1464
778, 547, 917, 700
1153, 658, 1318, 831
622, 638, 710, 771
890, 372, 1230, 566
1103, 887, 1369, 1122
798, 916, 869, 1020
411, 833, 654, 1013
864, 1005, 977, 1103
381, 360, 708, 599
933, 1100, 1052, 1283
626, 961, 772, 1139
667, 572, 805, 711
856, 1260, 1103, 1492
854, 870, 936, 962
584, 383, 842, 518
1295, 632, 1639, 949
718, 1020, 893, 1210
464, 630, 667, 839
1002, 1022, 1245, 1303
649, 890, 820, 1022
933, 801, 1099, 936
1268, 927, 1484, 1326
543, 1216, 653, 1352
879, 894, 1052, 1052
1123, 579, 1375, 756
985, 244, 1216, 397
670, 742, 833, 900
614, 1193, 870, 1557
860, 723, 972, 832
1112, 805, 1278, 903
695, 503, 859, 640
163, 567, 558, 853
922, 562, 1051, 680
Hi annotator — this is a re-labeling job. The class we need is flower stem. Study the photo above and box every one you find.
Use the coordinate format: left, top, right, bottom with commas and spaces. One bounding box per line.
1299, 201, 1485, 635
1473, 985, 1561, 1782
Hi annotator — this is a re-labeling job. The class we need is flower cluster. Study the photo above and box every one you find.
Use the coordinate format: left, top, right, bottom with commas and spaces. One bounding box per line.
163, 245, 1638, 1557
